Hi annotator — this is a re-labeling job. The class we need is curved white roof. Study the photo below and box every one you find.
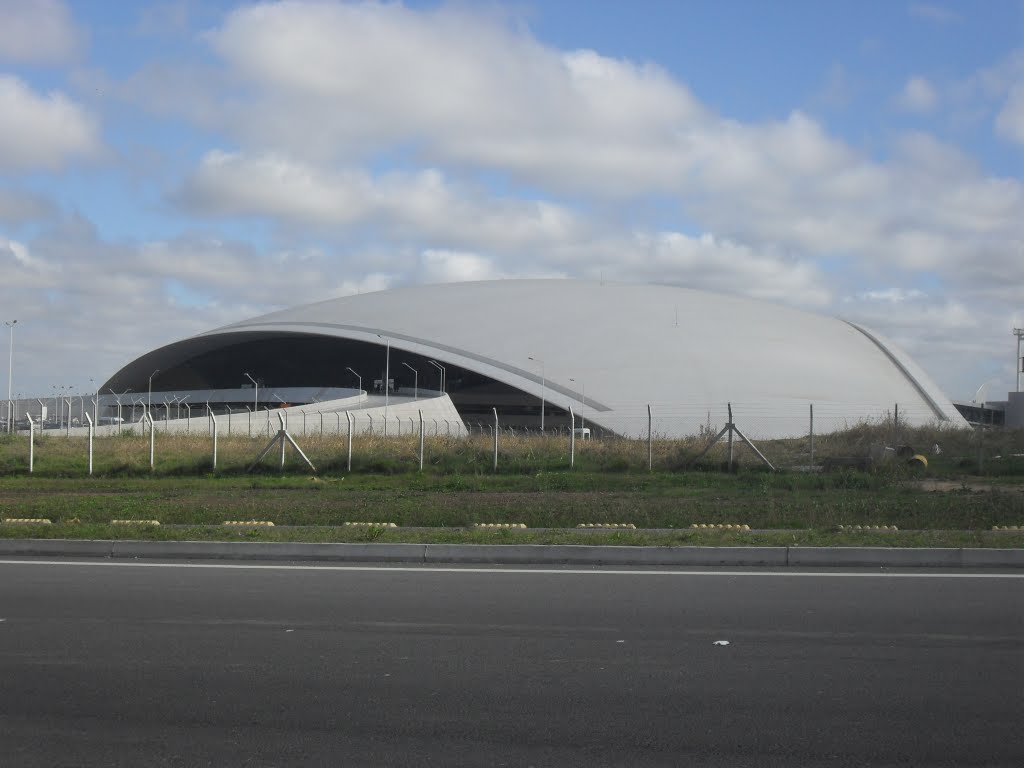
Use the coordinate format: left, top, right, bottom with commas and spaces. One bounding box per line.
179, 279, 964, 438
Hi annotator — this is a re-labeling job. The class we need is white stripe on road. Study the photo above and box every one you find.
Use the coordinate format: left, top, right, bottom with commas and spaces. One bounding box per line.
0, 559, 1021, 578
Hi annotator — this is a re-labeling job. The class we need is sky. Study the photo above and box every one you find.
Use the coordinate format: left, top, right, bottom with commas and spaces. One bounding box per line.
1, 0, 1022, 405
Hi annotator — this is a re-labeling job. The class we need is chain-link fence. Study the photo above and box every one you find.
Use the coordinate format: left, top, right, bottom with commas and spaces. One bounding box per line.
2, 401, 1022, 477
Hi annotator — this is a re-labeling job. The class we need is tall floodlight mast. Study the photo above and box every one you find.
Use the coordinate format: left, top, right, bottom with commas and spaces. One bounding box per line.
1015, 328, 1023, 393
4, 320, 16, 433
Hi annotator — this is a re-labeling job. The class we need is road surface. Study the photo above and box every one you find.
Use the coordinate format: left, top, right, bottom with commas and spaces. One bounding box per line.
0, 559, 1021, 766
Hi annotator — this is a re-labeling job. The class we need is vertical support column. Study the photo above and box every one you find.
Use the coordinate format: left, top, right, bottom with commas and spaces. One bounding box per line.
418, 410, 424, 472
210, 412, 218, 470
894, 402, 899, 445
27, 414, 34, 473
569, 406, 575, 469
493, 408, 499, 472
278, 414, 287, 471
85, 413, 94, 475
147, 413, 155, 471
809, 403, 815, 467
346, 411, 353, 472
727, 403, 734, 472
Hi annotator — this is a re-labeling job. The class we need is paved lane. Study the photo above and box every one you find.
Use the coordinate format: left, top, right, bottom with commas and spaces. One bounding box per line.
0, 561, 1021, 766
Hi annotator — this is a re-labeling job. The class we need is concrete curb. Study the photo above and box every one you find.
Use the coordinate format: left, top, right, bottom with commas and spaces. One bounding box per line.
0, 539, 1021, 567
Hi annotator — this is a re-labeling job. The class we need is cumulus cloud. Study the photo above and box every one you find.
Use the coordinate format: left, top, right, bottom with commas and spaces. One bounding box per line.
202, 1, 707, 195
0, 76, 98, 171
177, 4, 1024, 283
898, 76, 938, 112
178, 150, 585, 251
0, 0, 82, 63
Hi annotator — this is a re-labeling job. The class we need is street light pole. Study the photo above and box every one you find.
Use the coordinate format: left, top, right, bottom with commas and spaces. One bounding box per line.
529, 356, 546, 431
345, 367, 362, 394
148, 369, 160, 418
4, 320, 16, 433
244, 372, 258, 414
402, 362, 418, 400
427, 360, 446, 393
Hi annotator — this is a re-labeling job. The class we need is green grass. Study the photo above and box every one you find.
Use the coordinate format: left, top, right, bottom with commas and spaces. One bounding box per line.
0, 521, 1019, 549
0, 426, 1021, 548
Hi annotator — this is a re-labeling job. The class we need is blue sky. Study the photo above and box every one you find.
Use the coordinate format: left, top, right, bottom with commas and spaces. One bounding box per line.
1, 0, 1023, 405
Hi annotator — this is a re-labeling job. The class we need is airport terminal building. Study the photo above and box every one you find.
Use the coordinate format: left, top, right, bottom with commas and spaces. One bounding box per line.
98, 280, 968, 439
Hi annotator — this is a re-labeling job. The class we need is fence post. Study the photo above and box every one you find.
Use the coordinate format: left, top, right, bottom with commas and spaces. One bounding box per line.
209, 411, 218, 470
647, 404, 653, 471
368, 414, 373, 434
85, 413, 94, 475
277, 413, 287, 470
727, 403, 734, 472
320, 411, 324, 436
26, 414, 34, 473
147, 413, 155, 471
346, 411, 353, 472
569, 406, 576, 469
893, 402, 899, 445
418, 410, 424, 471
493, 408, 499, 472
809, 403, 815, 467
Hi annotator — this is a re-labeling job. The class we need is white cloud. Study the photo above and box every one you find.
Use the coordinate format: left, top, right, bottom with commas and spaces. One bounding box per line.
0, 76, 98, 171
898, 76, 938, 112
417, 250, 511, 284
202, 1, 707, 195
908, 4, 962, 25
855, 288, 926, 303
0, 0, 82, 63
179, 151, 585, 251
185, 6, 1024, 291
995, 84, 1024, 144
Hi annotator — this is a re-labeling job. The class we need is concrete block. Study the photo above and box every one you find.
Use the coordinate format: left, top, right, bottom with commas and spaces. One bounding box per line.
960, 548, 1024, 568
0, 538, 113, 558
111, 540, 427, 562
423, 544, 787, 566
787, 547, 963, 568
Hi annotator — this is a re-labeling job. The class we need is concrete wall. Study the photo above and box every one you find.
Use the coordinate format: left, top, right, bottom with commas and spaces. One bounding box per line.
45, 393, 466, 438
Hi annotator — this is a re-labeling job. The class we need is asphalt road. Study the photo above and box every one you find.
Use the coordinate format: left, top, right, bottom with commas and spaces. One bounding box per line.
0, 560, 1021, 767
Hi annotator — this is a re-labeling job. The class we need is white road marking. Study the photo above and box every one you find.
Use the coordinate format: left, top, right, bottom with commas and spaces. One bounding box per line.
0, 559, 1020, 578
